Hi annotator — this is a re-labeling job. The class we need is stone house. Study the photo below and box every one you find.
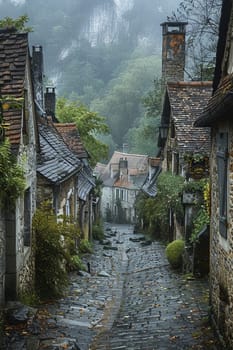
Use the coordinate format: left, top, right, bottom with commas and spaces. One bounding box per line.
159, 81, 211, 178
32, 47, 95, 240
156, 21, 213, 276
0, 29, 38, 304
96, 151, 148, 223
194, 0, 233, 346
158, 22, 212, 243
31, 46, 82, 221
36, 118, 82, 220
54, 123, 96, 240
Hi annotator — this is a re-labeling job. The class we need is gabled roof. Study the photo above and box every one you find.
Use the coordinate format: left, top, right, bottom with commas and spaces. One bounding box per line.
0, 29, 28, 151
98, 151, 148, 189
37, 120, 82, 184
163, 81, 212, 154
107, 151, 148, 175
54, 123, 88, 159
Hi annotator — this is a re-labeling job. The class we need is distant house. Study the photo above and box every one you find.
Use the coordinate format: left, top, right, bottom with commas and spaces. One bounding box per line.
194, 0, 233, 346
0, 29, 38, 304
96, 151, 148, 223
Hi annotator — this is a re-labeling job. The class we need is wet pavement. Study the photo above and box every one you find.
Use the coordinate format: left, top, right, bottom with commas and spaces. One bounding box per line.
3, 224, 222, 349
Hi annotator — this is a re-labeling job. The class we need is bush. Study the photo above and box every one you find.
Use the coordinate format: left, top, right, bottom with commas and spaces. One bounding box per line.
69, 255, 87, 271
33, 202, 81, 299
92, 220, 104, 241
165, 239, 185, 269
79, 239, 93, 254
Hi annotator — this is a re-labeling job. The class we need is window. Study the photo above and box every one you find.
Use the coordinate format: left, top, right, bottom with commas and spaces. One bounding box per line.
217, 132, 228, 239
116, 189, 119, 199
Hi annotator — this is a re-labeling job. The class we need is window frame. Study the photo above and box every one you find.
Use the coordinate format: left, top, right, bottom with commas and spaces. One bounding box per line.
216, 132, 228, 239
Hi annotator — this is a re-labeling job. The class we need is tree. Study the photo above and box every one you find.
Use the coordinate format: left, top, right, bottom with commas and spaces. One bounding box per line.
56, 97, 109, 165
125, 78, 162, 156
169, 0, 222, 80
91, 55, 161, 149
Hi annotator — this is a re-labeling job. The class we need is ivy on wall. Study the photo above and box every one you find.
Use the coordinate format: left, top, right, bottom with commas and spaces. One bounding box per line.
0, 139, 25, 206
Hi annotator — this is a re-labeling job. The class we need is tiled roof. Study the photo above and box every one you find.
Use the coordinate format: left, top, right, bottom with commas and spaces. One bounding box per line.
54, 123, 88, 159
37, 120, 82, 184
96, 152, 148, 189
108, 151, 148, 174
0, 30, 28, 150
166, 81, 212, 154
195, 74, 233, 126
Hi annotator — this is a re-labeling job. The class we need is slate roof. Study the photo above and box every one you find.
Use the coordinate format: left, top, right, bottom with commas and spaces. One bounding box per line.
164, 81, 212, 155
78, 166, 96, 201
142, 158, 162, 197
195, 74, 233, 127
37, 120, 82, 184
54, 122, 95, 199
0, 29, 29, 151
54, 123, 88, 159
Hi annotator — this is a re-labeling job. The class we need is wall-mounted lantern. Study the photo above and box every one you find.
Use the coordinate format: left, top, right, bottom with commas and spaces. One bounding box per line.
159, 124, 169, 140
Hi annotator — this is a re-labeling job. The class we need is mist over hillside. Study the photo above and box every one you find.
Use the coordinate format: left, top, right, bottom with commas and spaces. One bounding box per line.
0, 0, 181, 155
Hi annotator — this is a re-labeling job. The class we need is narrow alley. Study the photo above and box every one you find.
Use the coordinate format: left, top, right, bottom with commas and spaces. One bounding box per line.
3, 224, 220, 350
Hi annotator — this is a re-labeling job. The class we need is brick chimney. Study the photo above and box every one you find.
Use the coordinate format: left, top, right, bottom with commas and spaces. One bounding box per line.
45, 86, 56, 119
31, 45, 44, 109
161, 22, 187, 85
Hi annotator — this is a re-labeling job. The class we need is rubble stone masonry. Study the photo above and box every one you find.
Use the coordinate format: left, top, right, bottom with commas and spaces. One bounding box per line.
209, 126, 233, 348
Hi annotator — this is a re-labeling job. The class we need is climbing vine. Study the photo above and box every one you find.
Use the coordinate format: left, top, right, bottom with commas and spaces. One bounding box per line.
0, 139, 25, 206
190, 179, 210, 243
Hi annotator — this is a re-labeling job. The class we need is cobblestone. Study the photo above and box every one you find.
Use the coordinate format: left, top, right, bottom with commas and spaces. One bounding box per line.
3, 224, 221, 349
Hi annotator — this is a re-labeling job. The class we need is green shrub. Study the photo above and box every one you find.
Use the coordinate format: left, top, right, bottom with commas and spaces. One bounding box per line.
69, 255, 87, 271
165, 239, 185, 269
33, 202, 81, 299
79, 239, 93, 254
92, 221, 104, 241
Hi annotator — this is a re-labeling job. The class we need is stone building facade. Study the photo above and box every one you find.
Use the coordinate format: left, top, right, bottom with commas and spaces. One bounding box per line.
0, 29, 38, 303
95, 152, 148, 224
194, 0, 233, 345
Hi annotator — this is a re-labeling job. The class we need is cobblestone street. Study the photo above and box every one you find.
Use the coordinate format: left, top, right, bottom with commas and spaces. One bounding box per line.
3, 224, 221, 349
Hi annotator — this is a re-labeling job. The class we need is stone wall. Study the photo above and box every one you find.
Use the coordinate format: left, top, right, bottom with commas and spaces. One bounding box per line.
0, 210, 5, 306
209, 125, 233, 348
18, 248, 35, 298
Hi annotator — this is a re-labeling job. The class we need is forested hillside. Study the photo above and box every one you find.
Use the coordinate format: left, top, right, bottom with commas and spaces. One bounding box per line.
0, 0, 180, 157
